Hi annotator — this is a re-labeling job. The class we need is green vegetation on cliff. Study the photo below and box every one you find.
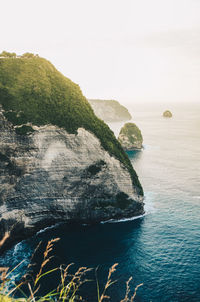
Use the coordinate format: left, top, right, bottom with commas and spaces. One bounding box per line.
0, 52, 143, 195
118, 123, 143, 150
163, 110, 172, 118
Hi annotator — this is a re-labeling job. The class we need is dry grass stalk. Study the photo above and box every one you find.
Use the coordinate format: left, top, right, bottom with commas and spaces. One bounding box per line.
28, 282, 35, 302
120, 277, 132, 302
34, 238, 60, 287
21, 241, 43, 284
0, 267, 9, 292
0, 238, 143, 302
120, 277, 143, 302
0, 232, 10, 249
57, 264, 92, 301
130, 283, 143, 302
98, 263, 118, 302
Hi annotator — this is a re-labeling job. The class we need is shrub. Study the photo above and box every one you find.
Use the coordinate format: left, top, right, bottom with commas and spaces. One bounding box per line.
15, 125, 35, 135
0, 51, 16, 58
86, 160, 106, 176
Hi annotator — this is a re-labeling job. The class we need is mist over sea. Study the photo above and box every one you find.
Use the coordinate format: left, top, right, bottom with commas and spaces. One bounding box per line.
1, 102, 200, 302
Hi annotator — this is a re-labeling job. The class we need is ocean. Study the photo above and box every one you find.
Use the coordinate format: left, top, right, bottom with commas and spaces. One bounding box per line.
0, 102, 200, 302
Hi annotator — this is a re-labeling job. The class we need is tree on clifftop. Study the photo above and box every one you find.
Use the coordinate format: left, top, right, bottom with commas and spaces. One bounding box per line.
0, 51, 16, 58
21, 52, 37, 58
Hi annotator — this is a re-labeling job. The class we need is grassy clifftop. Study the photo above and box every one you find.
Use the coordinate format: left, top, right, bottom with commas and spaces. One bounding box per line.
0, 53, 143, 195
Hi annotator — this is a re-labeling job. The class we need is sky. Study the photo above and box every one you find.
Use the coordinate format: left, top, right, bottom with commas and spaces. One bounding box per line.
1, 0, 200, 104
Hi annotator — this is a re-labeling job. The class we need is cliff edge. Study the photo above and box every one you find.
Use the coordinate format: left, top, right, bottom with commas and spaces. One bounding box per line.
0, 54, 144, 253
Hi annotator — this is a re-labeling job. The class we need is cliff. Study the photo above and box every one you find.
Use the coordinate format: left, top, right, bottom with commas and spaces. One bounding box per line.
0, 55, 144, 253
88, 99, 132, 122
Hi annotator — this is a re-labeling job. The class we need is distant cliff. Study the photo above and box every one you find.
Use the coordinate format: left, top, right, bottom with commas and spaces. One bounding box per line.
88, 99, 132, 122
0, 54, 144, 253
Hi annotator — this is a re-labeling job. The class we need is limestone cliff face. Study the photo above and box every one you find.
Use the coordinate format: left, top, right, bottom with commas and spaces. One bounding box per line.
0, 110, 144, 252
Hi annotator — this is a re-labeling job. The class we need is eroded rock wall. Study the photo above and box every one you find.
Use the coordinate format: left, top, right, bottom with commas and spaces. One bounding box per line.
0, 109, 144, 252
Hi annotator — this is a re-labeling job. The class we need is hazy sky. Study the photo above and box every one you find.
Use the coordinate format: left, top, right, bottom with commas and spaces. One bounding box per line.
1, 0, 200, 104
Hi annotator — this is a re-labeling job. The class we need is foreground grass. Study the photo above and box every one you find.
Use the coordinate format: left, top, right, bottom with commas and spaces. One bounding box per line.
0, 238, 143, 302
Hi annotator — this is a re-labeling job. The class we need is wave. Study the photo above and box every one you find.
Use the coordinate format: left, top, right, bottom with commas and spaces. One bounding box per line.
101, 192, 156, 224
100, 213, 146, 224
192, 196, 200, 199
143, 144, 160, 151
144, 192, 156, 213
0, 240, 32, 288
36, 222, 62, 235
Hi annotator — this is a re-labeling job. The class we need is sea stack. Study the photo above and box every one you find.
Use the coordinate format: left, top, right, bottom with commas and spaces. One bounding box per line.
163, 110, 172, 118
118, 123, 143, 150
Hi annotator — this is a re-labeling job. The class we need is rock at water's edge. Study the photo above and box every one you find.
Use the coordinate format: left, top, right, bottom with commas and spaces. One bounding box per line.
118, 123, 143, 150
163, 110, 172, 118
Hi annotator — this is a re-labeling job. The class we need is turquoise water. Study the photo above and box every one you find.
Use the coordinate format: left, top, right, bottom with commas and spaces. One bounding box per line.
1, 102, 200, 301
